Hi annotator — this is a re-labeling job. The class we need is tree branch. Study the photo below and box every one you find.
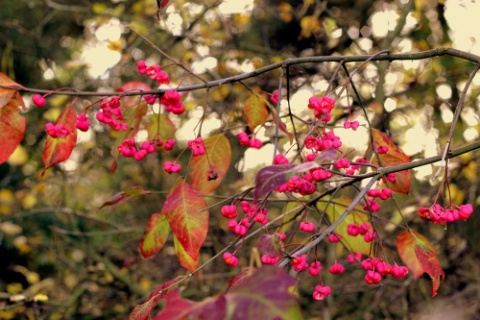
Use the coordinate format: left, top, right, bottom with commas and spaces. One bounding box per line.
2, 48, 479, 97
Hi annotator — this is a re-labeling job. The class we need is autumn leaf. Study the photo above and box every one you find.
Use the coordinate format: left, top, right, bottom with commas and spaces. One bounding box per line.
317, 196, 372, 255
139, 212, 170, 258
128, 278, 180, 320
116, 81, 152, 107
146, 113, 176, 143
116, 80, 151, 93
0, 93, 26, 164
258, 234, 283, 257
162, 181, 208, 263
99, 186, 151, 211
227, 267, 256, 289
370, 129, 411, 194
254, 161, 319, 202
0, 72, 22, 109
189, 134, 231, 194
244, 94, 268, 131
397, 230, 445, 297
152, 267, 303, 320
42, 104, 77, 175
173, 236, 198, 271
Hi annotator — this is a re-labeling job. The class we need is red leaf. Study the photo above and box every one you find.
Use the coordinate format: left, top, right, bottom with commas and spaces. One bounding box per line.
129, 278, 180, 320
371, 129, 411, 194
99, 186, 151, 211
397, 230, 445, 296
41, 104, 77, 175
228, 267, 256, 290
152, 289, 196, 320
116, 81, 152, 108
0, 73, 23, 109
0, 93, 26, 164
146, 113, 176, 143
244, 94, 268, 131
258, 234, 283, 257
163, 181, 208, 265
189, 134, 231, 194
153, 267, 302, 320
116, 81, 151, 93
140, 212, 170, 259
159, 0, 169, 9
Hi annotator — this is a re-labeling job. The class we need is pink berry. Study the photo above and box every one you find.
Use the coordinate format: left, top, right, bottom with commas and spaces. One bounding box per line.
308, 261, 322, 276
221, 205, 238, 219
32, 94, 46, 108
364, 270, 382, 284
312, 285, 331, 301
223, 252, 239, 267
329, 262, 345, 274
327, 233, 342, 243
299, 222, 315, 233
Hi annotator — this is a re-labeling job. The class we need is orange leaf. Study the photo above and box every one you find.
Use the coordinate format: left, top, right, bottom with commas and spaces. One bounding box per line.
163, 181, 208, 263
397, 230, 445, 296
42, 104, 77, 175
0, 93, 26, 164
0, 72, 22, 109
243, 94, 268, 131
371, 129, 411, 194
189, 134, 231, 194
140, 212, 170, 259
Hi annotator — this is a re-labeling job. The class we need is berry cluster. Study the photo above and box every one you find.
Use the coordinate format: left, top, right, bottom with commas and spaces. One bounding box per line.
238, 132, 263, 149
96, 97, 128, 131
45, 123, 69, 138
418, 203, 473, 224
307, 96, 335, 122
137, 60, 170, 85
118, 139, 157, 161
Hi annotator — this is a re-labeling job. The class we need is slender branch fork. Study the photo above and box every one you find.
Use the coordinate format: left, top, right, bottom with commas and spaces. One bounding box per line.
2, 48, 480, 97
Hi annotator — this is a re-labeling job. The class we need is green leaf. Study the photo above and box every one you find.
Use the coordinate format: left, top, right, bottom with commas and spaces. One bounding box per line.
139, 212, 170, 259
317, 196, 372, 255
0, 93, 26, 164
189, 134, 231, 194
146, 113, 176, 143
41, 104, 77, 175
397, 230, 445, 297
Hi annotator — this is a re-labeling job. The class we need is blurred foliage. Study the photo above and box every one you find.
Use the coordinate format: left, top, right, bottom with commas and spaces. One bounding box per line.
1, 0, 480, 319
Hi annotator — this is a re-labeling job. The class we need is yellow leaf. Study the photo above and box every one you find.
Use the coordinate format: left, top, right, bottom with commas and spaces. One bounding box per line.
33, 294, 48, 302
300, 16, 321, 38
